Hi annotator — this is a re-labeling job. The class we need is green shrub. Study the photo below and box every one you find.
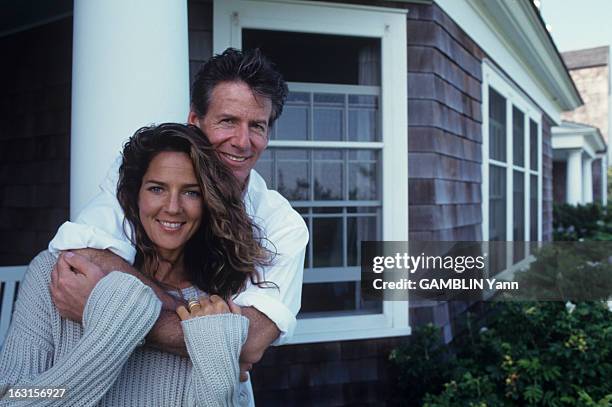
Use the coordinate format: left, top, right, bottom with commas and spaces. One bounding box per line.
391, 302, 612, 406
388, 323, 455, 405
554, 203, 612, 241
513, 243, 612, 302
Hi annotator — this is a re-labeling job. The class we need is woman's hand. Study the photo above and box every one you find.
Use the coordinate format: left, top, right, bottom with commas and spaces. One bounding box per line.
176, 295, 241, 321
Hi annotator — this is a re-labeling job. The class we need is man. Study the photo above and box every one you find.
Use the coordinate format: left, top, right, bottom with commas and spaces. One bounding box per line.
48, 48, 308, 404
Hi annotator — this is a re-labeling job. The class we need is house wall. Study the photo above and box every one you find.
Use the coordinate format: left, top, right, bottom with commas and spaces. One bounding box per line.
553, 161, 567, 204
561, 65, 609, 146
542, 115, 554, 241
181, 0, 559, 402
405, 2, 484, 242
0, 18, 72, 266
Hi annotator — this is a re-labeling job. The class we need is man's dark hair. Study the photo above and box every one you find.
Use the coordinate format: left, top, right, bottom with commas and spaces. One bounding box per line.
190, 48, 288, 127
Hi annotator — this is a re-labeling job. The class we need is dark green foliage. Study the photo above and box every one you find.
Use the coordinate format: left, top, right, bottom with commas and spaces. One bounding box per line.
388, 323, 455, 405
391, 302, 612, 406
513, 243, 612, 302
553, 203, 612, 241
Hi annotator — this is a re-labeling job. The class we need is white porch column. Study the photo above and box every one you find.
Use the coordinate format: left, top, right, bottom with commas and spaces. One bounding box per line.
566, 149, 583, 205
71, 0, 190, 217
582, 156, 594, 204
603, 155, 608, 206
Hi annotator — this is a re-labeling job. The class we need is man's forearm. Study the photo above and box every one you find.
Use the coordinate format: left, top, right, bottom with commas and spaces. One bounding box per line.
74, 249, 280, 361
72, 248, 178, 311
146, 306, 280, 363
240, 307, 280, 364
146, 309, 189, 356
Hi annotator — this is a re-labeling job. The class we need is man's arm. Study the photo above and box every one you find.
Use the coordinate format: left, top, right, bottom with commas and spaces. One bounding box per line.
145, 305, 279, 366
71, 248, 179, 311
53, 248, 281, 366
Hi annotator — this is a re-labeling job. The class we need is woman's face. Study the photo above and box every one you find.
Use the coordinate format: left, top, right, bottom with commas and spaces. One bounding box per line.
138, 151, 203, 262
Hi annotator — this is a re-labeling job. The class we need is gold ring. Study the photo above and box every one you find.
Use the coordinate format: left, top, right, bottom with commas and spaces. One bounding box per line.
188, 299, 201, 312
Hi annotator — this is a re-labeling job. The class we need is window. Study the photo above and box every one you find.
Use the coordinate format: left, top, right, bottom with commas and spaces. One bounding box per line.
214, 0, 409, 343
482, 61, 542, 274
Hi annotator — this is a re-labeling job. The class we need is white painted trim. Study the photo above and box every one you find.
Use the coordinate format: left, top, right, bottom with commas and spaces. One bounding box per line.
552, 123, 606, 159
268, 141, 384, 149
288, 82, 380, 95
0, 266, 27, 347
230, 0, 409, 15
482, 61, 542, 244
214, 0, 409, 344
552, 134, 596, 159
292, 325, 411, 344
435, 0, 576, 123
600, 154, 608, 206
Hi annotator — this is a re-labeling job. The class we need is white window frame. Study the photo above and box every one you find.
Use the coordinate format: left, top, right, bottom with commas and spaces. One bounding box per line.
213, 0, 409, 344
482, 61, 542, 277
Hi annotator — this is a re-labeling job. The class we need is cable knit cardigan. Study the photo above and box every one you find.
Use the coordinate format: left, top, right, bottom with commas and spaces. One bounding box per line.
0, 251, 250, 406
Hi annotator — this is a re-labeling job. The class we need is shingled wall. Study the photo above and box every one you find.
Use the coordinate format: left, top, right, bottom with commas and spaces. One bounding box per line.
0, 18, 72, 266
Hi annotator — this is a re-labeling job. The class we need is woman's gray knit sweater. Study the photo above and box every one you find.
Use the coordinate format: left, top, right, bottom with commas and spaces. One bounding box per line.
0, 251, 250, 406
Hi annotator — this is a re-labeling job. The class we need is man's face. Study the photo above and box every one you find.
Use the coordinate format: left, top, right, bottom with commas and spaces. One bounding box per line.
188, 81, 272, 186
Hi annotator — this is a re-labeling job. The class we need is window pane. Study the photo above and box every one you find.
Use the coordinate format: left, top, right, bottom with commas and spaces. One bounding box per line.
348, 150, 378, 200
530, 119, 538, 171
513, 170, 525, 261
313, 150, 343, 200
275, 92, 310, 140
513, 106, 525, 167
277, 149, 310, 200
347, 215, 378, 266
313, 217, 343, 267
300, 282, 382, 316
255, 150, 273, 185
489, 165, 506, 241
348, 95, 379, 141
314, 93, 344, 141
242, 29, 380, 85
530, 174, 538, 241
489, 88, 506, 161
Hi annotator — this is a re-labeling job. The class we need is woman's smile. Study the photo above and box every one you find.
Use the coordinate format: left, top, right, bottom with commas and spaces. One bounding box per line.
156, 219, 186, 231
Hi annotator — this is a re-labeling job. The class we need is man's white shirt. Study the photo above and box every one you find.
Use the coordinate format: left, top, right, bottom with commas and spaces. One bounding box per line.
49, 156, 308, 344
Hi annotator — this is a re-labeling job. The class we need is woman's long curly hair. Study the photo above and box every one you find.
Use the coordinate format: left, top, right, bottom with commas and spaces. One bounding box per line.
117, 123, 271, 298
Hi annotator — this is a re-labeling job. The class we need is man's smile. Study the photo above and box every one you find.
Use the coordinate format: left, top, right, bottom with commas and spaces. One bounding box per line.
220, 151, 250, 163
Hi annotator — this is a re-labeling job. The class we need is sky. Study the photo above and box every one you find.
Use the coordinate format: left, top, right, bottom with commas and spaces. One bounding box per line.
540, 0, 612, 52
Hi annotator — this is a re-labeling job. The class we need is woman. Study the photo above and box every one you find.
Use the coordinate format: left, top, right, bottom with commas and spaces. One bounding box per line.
0, 123, 269, 406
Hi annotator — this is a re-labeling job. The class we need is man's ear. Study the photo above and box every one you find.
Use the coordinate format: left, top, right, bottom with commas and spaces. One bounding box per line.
187, 111, 200, 126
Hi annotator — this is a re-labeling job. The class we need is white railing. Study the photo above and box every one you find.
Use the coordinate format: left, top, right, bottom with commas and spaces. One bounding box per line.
0, 265, 27, 347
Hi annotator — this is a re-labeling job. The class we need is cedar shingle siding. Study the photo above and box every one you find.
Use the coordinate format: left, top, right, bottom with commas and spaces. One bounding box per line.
0, 19, 72, 265
407, 3, 484, 242
542, 114, 554, 242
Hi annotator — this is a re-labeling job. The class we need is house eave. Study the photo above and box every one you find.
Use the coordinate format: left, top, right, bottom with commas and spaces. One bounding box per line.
468, 0, 582, 112
552, 122, 607, 159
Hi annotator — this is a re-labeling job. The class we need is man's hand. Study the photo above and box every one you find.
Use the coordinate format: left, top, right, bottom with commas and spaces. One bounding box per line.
69, 248, 135, 274
50, 251, 106, 322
